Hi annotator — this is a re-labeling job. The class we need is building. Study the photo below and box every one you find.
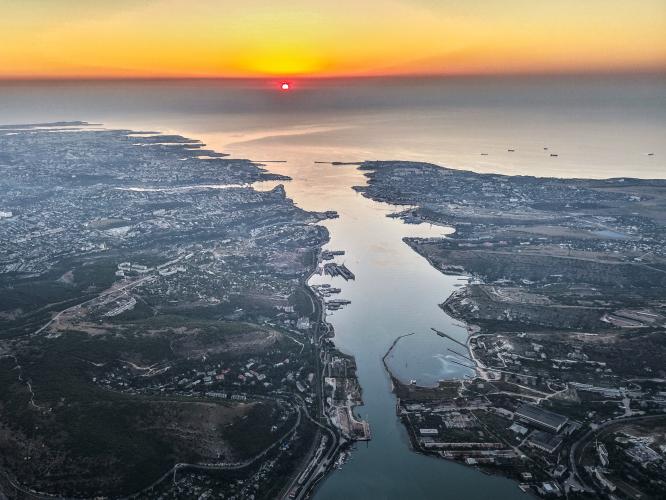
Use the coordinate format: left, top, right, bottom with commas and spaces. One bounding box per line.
597, 442, 609, 467
537, 482, 562, 497
502, 371, 538, 386
509, 423, 529, 435
515, 403, 568, 433
527, 430, 563, 454
552, 464, 567, 478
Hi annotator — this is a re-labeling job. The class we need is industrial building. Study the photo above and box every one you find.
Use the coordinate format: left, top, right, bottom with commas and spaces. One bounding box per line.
515, 403, 568, 433
527, 430, 563, 454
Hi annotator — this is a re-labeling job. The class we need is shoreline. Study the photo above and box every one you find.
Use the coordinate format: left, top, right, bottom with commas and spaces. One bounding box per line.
290, 240, 370, 499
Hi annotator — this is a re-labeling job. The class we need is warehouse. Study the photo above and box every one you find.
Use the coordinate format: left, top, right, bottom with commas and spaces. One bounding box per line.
515, 403, 568, 433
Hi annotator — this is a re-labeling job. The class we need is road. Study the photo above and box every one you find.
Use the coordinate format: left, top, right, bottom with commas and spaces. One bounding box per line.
567, 412, 665, 493
32, 252, 195, 337
129, 395, 304, 498
285, 395, 341, 500
33, 273, 155, 336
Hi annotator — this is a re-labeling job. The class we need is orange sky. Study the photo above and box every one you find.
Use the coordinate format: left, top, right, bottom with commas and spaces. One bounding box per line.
1, 0, 665, 78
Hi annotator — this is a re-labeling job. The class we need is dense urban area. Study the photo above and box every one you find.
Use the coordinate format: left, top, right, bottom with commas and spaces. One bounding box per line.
358, 160, 666, 499
0, 123, 367, 499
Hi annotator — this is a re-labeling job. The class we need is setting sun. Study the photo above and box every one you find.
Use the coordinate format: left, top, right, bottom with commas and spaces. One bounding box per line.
0, 0, 664, 79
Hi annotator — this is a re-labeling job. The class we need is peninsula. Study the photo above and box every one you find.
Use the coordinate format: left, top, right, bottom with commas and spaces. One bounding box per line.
0, 123, 365, 499
356, 160, 666, 499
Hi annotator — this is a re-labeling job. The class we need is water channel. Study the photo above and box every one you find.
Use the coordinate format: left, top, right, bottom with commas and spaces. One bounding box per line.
201, 140, 527, 500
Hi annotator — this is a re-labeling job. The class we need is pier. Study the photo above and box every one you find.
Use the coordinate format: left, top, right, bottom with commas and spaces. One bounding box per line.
431, 327, 468, 349
324, 263, 355, 280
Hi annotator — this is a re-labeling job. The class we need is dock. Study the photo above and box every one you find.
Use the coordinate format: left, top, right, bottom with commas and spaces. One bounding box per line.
321, 249, 345, 261
431, 327, 468, 349
448, 347, 474, 363
447, 358, 476, 370
324, 263, 355, 281
326, 299, 351, 311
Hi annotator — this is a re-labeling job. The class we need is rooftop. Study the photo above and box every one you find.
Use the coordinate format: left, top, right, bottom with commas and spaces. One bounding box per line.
515, 403, 568, 431
528, 430, 563, 454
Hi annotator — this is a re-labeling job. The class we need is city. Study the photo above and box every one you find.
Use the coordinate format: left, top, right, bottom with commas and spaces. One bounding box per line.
0, 123, 366, 499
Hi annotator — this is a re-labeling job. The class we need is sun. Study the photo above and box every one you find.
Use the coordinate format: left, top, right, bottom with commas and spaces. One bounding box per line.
280, 82, 291, 91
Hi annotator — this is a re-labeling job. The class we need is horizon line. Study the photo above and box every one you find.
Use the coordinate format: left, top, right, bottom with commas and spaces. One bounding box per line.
1, 68, 665, 83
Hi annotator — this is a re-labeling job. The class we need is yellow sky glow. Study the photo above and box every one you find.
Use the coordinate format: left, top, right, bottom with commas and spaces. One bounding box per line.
1, 0, 665, 78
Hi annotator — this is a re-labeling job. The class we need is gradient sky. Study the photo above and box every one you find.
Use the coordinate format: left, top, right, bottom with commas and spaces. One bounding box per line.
1, 0, 665, 78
